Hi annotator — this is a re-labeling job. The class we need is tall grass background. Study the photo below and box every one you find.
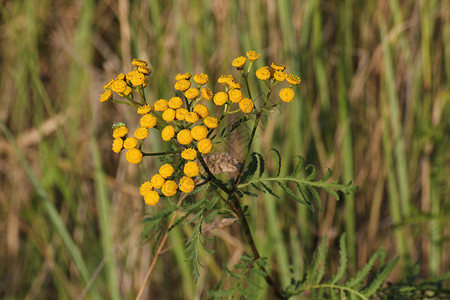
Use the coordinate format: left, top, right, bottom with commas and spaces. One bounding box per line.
1, 0, 449, 299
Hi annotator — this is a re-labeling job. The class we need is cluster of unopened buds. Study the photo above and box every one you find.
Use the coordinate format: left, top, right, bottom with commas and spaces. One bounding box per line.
99, 51, 301, 206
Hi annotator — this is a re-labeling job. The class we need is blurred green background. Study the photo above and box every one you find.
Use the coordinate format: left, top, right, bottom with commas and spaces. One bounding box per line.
1, 0, 449, 299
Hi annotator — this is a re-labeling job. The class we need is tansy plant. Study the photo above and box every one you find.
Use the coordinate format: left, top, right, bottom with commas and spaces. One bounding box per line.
100, 53, 395, 299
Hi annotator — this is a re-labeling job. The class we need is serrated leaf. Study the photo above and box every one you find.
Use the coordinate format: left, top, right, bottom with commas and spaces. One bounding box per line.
270, 148, 282, 176
261, 181, 279, 198
363, 257, 399, 297
305, 164, 317, 181
346, 248, 384, 288
331, 233, 348, 284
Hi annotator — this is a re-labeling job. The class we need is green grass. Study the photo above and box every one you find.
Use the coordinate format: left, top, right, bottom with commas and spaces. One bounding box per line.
1, 0, 449, 298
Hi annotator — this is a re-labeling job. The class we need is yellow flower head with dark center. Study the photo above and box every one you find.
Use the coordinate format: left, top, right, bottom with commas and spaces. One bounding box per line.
134, 127, 149, 140
159, 164, 175, 178
111, 79, 128, 93
179, 176, 195, 193
271, 63, 285, 71
228, 89, 243, 103
126, 70, 138, 82
123, 137, 138, 149
256, 67, 271, 80
138, 66, 151, 75
176, 108, 188, 121
213, 92, 228, 106
175, 73, 191, 81
279, 87, 295, 103
193, 73, 209, 85
174, 80, 191, 91
151, 174, 165, 189
286, 75, 301, 86
197, 138, 213, 154
193, 104, 209, 118
218, 75, 235, 84
185, 112, 199, 124
137, 104, 152, 115
99, 90, 113, 102
232, 56, 246, 69
273, 71, 287, 82
184, 88, 200, 99
126, 148, 143, 164
161, 180, 178, 197
239, 98, 254, 114
132, 58, 148, 67
177, 129, 193, 145
228, 81, 242, 89
161, 125, 175, 141
169, 97, 183, 109
246, 50, 260, 62
201, 88, 213, 100
181, 148, 197, 160
112, 138, 123, 153
113, 125, 129, 138
204, 117, 218, 128
191, 125, 208, 141
144, 191, 160, 206
162, 108, 176, 122
154, 99, 169, 111
140, 114, 157, 128
139, 181, 153, 196
184, 161, 200, 177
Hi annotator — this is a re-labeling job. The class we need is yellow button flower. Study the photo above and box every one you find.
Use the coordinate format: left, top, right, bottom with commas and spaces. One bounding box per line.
174, 79, 191, 91
228, 81, 242, 89
154, 99, 168, 111
111, 79, 128, 93
185, 88, 200, 99
176, 108, 189, 121
286, 75, 301, 86
104, 79, 114, 90
177, 129, 193, 145
162, 108, 176, 122
193, 104, 209, 118
126, 148, 143, 164
271, 63, 285, 71
246, 50, 260, 62
138, 66, 151, 75
161, 125, 175, 141
123, 86, 132, 96
204, 117, 218, 128
184, 161, 200, 177
134, 127, 149, 140
132, 58, 148, 67
181, 148, 197, 160
239, 98, 254, 114
218, 74, 235, 84
175, 73, 191, 81
193, 73, 209, 85
161, 180, 178, 197
159, 163, 175, 178
112, 138, 123, 153
232, 56, 246, 68
201, 87, 213, 100
144, 191, 160, 206
213, 92, 228, 106
113, 125, 128, 138
123, 137, 138, 149
116, 73, 126, 80
191, 125, 208, 141
99, 90, 113, 102
169, 97, 183, 109
185, 112, 199, 123
197, 138, 213, 154
274, 71, 287, 82
151, 174, 165, 189
279, 88, 295, 103
228, 89, 243, 103
179, 176, 195, 193
140, 114, 157, 128
256, 67, 271, 80
130, 71, 145, 86
139, 181, 153, 196
137, 104, 152, 115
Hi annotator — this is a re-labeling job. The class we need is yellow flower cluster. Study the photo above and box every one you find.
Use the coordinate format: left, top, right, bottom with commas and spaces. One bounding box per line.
101, 51, 300, 206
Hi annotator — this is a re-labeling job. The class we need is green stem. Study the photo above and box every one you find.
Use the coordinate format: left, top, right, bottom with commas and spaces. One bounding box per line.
142, 150, 180, 156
